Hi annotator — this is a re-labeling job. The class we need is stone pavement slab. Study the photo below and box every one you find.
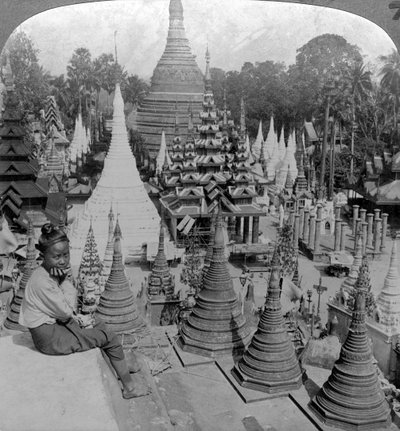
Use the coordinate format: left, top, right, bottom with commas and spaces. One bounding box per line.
0, 332, 120, 431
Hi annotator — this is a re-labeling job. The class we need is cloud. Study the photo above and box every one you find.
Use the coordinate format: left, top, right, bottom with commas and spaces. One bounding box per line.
15, 0, 396, 78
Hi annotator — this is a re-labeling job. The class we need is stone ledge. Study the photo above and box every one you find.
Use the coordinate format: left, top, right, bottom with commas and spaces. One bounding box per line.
0, 332, 120, 431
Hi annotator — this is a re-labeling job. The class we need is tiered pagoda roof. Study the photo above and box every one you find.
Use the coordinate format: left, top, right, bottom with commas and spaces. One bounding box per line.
0, 56, 48, 225
309, 257, 392, 430
95, 231, 145, 336
178, 209, 252, 357
232, 250, 303, 393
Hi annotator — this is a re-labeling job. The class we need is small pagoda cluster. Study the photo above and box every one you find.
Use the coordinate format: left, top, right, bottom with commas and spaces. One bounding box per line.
232, 249, 303, 393
4, 218, 38, 331
146, 220, 175, 299
310, 257, 392, 430
95, 225, 146, 339
69, 107, 91, 175
37, 96, 70, 191
178, 207, 252, 357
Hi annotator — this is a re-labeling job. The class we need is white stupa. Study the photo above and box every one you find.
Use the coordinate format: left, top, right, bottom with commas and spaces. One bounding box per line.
263, 115, 277, 160
275, 130, 298, 188
69, 83, 161, 265
69, 112, 86, 173
251, 120, 263, 161
156, 130, 172, 175
245, 134, 255, 165
375, 240, 400, 333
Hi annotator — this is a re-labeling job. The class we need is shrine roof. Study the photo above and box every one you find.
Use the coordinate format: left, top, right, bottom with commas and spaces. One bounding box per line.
0, 180, 48, 199
0, 161, 38, 176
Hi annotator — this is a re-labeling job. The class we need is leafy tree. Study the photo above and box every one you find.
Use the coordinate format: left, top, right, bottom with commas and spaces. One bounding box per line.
1, 31, 50, 115
379, 50, 400, 144
121, 74, 149, 106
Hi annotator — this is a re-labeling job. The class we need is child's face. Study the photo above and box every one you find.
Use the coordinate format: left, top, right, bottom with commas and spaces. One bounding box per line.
43, 240, 70, 270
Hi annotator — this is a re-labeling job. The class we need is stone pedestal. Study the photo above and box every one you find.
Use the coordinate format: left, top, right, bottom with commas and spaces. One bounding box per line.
366, 213, 374, 248
352, 205, 359, 235
303, 210, 310, 245
374, 208, 381, 221
359, 208, 367, 223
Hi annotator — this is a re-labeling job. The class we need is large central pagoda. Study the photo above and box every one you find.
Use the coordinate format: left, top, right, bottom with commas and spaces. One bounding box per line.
69, 82, 161, 265
133, 0, 204, 156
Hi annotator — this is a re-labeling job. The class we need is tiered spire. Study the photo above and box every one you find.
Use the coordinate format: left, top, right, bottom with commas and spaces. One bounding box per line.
178, 208, 252, 357
340, 236, 363, 298
251, 120, 264, 161
156, 130, 171, 174
95, 230, 146, 336
375, 240, 400, 332
4, 219, 37, 331
147, 220, 175, 298
69, 82, 161, 264
101, 205, 115, 283
309, 257, 392, 430
78, 221, 102, 303
232, 250, 303, 393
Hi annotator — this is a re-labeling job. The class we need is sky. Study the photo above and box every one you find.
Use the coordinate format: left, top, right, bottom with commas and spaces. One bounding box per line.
13, 0, 397, 80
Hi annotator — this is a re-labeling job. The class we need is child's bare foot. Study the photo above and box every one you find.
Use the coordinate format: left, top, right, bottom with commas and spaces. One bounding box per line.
122, 380, 151, 399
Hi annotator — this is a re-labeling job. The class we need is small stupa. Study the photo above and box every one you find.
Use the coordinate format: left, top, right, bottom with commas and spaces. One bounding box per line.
95, 221, 146, 337
69, 80, 161, 264
202, 209, 217, 274
375, 240, 400, 333
340, 236, 363, 301
147, 220, 175, 298
4, 219, 37, 331
232, 250, 303, 394
178, 207, 252, 357
309, 257, 392, 430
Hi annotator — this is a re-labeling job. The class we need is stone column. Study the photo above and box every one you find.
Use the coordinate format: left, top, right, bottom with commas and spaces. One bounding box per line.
299, 207, 305, 240
288, 209, 295, 227
334, 219, 341, 251
359, 208, 367, 224
314, 219, 322, 253
354, 219, 361, 252
243, 217, 250, 244
352, 205, 360, 235
374, 218, 382, 254
366, 213, 374, 248
361, 222, 368, 255
293, 214, 300, 250
235, 217, 241, 237
303, 210, 310, 244
335, 205, 341, 220
340, 222, 346, 251
374, 208, 381, 221
317, 204, 323, 220
252, 216, 259, 244
381, 213, 389, 251
309, 214, 316, 249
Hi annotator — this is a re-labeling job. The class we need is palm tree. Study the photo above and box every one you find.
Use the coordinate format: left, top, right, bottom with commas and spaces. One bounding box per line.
343, 61, 372, 176
379, 50, 400, 145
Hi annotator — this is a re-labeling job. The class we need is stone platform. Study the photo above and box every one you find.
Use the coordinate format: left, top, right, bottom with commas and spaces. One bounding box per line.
0, 332, 121, 431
